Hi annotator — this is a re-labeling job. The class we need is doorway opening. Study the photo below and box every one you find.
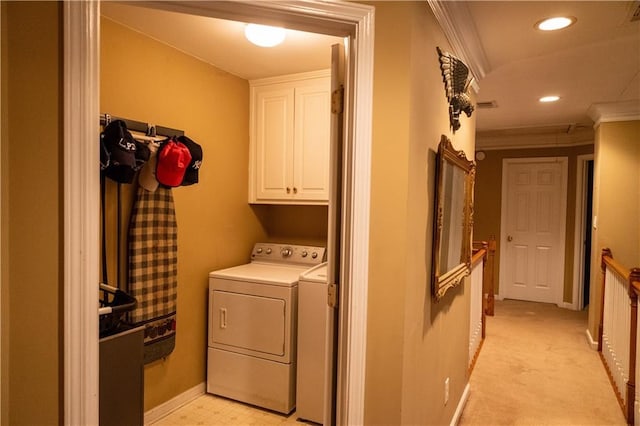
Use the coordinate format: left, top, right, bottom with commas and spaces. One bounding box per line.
582, 160, 594, 308
572, 154, 595, 311
100, 4, 338, 425
63, 2, 373, 425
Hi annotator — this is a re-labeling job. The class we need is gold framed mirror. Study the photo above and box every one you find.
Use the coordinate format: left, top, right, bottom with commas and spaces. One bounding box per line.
432, 135, 475, 301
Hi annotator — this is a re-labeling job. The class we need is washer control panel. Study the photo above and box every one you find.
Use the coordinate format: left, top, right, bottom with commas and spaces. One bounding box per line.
251, 243, 326, 266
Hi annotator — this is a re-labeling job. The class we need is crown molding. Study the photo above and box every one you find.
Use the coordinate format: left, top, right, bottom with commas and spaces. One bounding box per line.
588, 101, 640, 127
427, 0, 491, 93
476, 126, 594, 151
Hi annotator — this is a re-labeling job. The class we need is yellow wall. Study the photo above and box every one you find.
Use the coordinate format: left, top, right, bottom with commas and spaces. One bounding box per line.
259, 205, 328, 247
365, 3, 476, 424
366, 3, 411, 421
100, 17, 270, 410
473, 144, 594, 302
1, 3, 8, 424
3, 2, 62, 424
588, 120, 640, 339
101, 18, 328, 410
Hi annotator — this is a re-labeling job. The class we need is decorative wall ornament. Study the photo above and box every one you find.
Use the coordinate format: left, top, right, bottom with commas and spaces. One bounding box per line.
431, 135, 475, 301
437, 47, 475, 132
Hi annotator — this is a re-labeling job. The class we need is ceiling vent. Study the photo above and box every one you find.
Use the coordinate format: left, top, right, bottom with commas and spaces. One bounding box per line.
477, 100, 498, 109
630, 1, 640, 22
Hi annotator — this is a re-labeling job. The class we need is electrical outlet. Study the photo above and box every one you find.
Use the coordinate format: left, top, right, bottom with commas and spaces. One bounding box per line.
444, 377, 450, 405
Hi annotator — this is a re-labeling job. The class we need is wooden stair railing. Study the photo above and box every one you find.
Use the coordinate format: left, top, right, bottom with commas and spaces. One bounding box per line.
484, 236, 497, 316
633, 270, 640, 426
468, 238, 498, 374
598, 248, 640, 425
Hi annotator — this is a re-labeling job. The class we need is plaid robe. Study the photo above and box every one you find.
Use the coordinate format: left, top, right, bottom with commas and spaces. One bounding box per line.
128, 186, 177, 363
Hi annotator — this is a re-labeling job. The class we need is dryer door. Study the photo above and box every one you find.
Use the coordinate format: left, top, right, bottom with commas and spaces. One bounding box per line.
211, 290, 286, 357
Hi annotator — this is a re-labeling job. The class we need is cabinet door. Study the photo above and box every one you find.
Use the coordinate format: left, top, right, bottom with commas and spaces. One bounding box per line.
254, 87, 295, 201
293, 80, 331, 202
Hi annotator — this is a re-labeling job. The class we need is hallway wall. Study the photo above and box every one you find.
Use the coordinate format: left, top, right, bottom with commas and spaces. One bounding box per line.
1, 4, 7, 424
2, 2, 62, 424
365, 3, 476, 424
588, 120, 640, 340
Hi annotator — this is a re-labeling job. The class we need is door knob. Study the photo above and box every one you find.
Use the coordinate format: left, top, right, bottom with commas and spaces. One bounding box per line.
507, 235, 513, 242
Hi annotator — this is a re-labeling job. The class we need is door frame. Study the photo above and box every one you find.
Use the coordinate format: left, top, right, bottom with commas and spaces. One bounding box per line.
498, 157, 569, 306
571, 154, 594, 310
63, 2, 374, 425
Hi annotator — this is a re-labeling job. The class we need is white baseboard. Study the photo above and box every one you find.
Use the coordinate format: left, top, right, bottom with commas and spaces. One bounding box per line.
144, 382, 206, 425
585, 328, 598, 351
450, 383, 470, 426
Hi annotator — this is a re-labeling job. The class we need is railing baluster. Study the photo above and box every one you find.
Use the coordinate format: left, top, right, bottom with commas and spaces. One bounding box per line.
469, 242, 488, 373
598, 248, 639, 425
484, 236, 496, 317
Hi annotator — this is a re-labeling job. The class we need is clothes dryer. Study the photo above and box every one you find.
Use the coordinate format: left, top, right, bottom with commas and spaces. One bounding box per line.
207, 243, 325, 414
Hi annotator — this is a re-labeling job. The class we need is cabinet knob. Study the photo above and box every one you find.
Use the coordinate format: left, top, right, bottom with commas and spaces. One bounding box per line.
293, 187, 298, 194
286, 187, 291, 194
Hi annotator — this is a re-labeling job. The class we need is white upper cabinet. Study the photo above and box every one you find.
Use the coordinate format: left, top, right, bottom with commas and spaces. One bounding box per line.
249, 70, 330, 204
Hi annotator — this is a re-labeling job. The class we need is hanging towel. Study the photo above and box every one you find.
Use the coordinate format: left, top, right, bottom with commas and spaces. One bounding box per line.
127, 186, 178, 364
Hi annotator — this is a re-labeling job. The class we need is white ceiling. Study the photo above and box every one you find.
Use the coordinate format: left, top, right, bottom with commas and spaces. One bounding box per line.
101, 2, 342, 80
101, 1, 640, 149
463, 1, 640, 133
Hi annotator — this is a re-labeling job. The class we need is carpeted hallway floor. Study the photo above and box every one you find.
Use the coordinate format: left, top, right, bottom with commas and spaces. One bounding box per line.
459, 299, 626, 426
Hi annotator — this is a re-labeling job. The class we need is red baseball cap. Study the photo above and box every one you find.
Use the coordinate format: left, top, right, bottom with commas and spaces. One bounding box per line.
156, 138, 192, 187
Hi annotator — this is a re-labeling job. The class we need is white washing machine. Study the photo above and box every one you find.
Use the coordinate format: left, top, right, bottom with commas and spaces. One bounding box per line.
296, 262, 329, 424
207, 243, 325, 414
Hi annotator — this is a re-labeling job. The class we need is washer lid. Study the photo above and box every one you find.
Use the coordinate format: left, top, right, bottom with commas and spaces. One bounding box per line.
209, 262, 309, 286
299, 262, 328, 283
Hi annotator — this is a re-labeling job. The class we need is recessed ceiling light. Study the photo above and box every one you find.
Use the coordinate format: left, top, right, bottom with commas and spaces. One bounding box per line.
539, 95, 560, 103
535, 16, 576, 31
245, 24, 286, 47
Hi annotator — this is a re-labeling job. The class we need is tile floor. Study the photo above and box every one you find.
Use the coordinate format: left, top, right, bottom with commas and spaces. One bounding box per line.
152, 394, 311, 426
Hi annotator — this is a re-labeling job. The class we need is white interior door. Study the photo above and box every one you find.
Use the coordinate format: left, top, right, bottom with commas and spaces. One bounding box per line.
500, 158, 568, 304
325, 42, 346, 426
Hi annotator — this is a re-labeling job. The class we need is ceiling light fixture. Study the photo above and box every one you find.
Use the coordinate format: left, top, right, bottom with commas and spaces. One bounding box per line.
245, 24, 286, 47
535, 16, 576, 31
539, 95, 560, 103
